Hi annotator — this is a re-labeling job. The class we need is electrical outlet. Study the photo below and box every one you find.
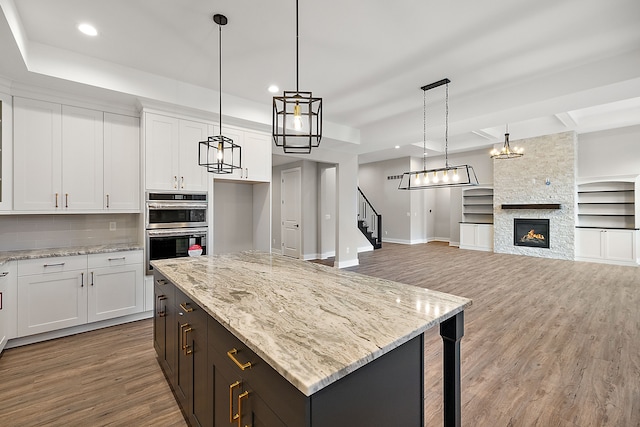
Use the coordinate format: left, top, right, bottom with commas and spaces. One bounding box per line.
109, 222, 116, 231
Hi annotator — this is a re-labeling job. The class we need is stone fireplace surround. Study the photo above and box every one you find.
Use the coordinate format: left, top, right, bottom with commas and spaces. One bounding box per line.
493, 132, 577, 260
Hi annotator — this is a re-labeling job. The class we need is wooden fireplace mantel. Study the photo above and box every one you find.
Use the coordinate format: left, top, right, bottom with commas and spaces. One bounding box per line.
501, 204, 561, 209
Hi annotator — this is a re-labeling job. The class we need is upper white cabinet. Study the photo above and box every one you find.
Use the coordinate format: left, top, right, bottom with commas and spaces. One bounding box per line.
13, 97, 63, 211
104, 113, 140, 210
13, 97, 140, 213
144, 112, 209, 191
213, 125, 271, 183
61, 105, 104, 210
0, 92, 13, 211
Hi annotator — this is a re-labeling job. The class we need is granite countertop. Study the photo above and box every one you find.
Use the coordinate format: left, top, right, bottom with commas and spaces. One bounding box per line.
0, 243, 143, 266
151, 251, 472, 396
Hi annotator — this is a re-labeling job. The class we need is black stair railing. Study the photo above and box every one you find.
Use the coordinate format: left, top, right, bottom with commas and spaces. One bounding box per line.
357, 187, 382, 249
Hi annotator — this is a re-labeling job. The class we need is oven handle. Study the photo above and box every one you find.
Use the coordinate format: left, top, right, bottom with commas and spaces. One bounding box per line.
146, 202, 208, 210
146, 228, 208, 238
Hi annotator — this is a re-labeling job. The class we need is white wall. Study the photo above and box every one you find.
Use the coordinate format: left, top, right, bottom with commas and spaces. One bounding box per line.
213, 181, 254, 254
578, 125, 640, 178
318, 165, 336, 258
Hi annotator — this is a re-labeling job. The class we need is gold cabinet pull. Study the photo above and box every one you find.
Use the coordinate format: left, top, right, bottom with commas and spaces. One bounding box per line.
227, 348, 252, 370
180, 323, 192, 355
55, 192, 59, 208
229, 381, 241, 423
237, 390, 249, 427
65, 193, 69, 208
179, 302, 194, 313
157, 295, 167, 317
155, 279, 167, 286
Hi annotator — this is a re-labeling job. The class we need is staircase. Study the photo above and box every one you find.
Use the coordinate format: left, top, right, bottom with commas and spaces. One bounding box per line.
357, 187, 382, 249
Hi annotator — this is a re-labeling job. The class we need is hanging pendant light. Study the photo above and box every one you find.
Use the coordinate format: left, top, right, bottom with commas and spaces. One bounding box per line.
490, 124, 524, 159
199, 14, 241, 174
272, 0, 322, 154
398, 79, 479, 190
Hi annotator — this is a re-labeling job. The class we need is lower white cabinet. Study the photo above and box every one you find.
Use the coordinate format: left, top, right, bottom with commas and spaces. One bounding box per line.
87, 252, 144, 322
459, 223, 494, 251
575, 228, 637, 266
17, 251, 143, 337
0, 262, 17, 354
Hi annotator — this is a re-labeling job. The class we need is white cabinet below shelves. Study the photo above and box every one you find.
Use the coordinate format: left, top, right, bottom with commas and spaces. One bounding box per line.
575, 228, 637, 266
459, 223, 494, 252
16, 251, 144, 337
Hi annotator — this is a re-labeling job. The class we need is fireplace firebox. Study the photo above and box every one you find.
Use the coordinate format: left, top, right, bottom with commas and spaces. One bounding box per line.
514, 218, 550, 248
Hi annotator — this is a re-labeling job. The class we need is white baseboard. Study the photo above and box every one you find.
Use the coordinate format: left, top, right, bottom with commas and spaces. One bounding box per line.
382, 238, 429, 245
336, 258, 359, 268
358, 245, 373, 253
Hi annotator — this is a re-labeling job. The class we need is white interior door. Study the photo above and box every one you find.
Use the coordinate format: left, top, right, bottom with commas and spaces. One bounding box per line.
281, 167, 301, 258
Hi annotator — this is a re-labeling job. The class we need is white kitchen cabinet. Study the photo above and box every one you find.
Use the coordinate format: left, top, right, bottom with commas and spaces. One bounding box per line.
104, 113, 140, 211
87, 251, 144, 322
16, 251, 144, 337
17, 255, 88, 337
13, 97, 62, 211
0, 262, 17, 354
0, 92, 13, 211
575, 228, 637, 266
14, 98, 106, 212
144, 112, 209, 191
213, 126, 271, 183
459, 223, 494, 251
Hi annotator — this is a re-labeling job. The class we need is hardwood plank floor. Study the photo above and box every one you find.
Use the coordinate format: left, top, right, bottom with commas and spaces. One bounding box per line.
347, 242, 640, 427
1, 243, 638, 426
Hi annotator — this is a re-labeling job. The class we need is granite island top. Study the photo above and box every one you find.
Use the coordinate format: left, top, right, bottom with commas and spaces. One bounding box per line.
151, 251, 472, 396
0, 243, 143, 267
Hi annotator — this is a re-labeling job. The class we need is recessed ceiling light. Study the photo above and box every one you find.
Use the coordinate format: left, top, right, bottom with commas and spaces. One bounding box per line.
78, 23, 98, 36
268, 85, 279, 93
395, 145, 400, 149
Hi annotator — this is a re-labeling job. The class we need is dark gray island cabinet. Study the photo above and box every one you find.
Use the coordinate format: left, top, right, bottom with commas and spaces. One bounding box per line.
152, 252, 471, 427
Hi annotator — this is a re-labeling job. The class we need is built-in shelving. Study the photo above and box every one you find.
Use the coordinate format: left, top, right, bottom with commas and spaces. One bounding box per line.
462, 187, 493, 224
577, 179, 638, 230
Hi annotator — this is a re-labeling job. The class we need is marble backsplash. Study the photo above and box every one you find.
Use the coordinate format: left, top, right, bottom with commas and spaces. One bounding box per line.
0, 213, 141, 251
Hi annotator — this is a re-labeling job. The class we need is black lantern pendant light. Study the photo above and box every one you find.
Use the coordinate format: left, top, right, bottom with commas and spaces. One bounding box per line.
199, 14, 241, 174
490, 124, 524, 159
398, 79, 479, 190
272, 0, 322, 154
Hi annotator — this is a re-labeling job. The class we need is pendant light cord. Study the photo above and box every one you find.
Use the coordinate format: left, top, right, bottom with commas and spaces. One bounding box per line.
423, 89, 427, 171
445, 81, 449, 168
295, 0, 299, 93
218, 21, 223, 137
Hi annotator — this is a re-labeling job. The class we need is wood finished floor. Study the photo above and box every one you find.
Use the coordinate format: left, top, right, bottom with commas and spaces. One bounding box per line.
0, 242, 638, 426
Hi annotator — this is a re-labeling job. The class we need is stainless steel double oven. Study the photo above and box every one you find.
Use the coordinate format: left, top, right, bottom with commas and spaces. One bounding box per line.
145, 191, 208, 274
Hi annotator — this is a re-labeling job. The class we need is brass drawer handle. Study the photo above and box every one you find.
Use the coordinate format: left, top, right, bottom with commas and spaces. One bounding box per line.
229, 381, 241, 423
157, 295, 167, 317
179, 302, 194, 313
155, 279, 167, 286
181, 323, 192, 355
237, 390, 249, 427
227, 348, 252, 371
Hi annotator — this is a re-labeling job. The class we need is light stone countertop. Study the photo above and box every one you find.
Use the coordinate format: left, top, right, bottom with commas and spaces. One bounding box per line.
0, 244, 143, 267
151, 251, 472, 396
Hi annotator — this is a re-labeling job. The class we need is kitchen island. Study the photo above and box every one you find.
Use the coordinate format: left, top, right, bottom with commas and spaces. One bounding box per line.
152, 252, 471, 427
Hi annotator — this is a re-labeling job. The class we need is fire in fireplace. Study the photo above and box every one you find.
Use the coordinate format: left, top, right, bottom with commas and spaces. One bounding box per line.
514, 218, 550, 248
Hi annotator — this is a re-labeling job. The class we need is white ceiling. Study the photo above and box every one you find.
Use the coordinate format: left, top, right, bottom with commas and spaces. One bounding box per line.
1, 0, 639, 165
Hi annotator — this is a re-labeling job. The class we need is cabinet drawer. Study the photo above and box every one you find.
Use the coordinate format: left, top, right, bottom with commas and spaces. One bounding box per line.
208, 317, 307, 427
88, 250, 143, 268
17, 255, 87, 276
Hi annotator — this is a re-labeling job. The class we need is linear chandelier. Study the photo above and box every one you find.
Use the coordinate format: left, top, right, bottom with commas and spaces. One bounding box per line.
199, 14, 241, 174
272, 0, 322, 154
398, 79, 479, 190
490, 124, 524, 159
